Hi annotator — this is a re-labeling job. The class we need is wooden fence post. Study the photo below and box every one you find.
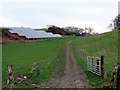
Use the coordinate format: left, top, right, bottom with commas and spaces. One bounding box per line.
117, 63, 120, 90
101, 56, 105, 77
36, 61, 40, 75
7, 65, 14, 89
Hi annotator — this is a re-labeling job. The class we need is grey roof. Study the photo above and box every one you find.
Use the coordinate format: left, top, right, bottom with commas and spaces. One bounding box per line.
9, 27, 62, 38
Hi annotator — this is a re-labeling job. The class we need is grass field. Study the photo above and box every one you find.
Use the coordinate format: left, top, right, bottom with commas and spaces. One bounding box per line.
35, 28, 48, 31
72, 30, 119, 87
2, 36, 76, 88
2, 30, 119, 88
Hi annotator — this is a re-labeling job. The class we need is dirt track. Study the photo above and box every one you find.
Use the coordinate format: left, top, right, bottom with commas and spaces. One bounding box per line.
43, 41, 91, 88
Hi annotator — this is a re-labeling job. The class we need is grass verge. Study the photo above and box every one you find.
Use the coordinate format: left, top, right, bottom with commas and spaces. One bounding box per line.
72, 30, 118, 87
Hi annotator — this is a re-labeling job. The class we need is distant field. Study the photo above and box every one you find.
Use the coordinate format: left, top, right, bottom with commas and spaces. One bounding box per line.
72, 30, 118, 87
2, 36, 76, 88
35, 28, 48, 31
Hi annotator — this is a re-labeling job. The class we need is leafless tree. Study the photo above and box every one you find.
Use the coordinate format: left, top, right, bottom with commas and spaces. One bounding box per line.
109, 14, 120, 30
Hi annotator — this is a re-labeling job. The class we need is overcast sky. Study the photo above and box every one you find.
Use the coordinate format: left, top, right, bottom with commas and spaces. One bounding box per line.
0, 0, 119, 33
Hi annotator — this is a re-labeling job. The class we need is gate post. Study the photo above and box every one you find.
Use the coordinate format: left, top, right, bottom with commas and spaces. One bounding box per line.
117, 63, 120, 90
36, 61, 40, 75
7, 65, 14, 89
101, 56, 105, 77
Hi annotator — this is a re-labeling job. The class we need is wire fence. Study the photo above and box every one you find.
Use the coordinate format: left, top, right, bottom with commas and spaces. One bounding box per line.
31, 61, 40, 75
72, 41, 120, 89
72, 41, 104, 76
72, 42, 87, 63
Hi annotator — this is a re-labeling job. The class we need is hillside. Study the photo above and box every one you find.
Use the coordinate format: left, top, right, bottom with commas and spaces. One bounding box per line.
72, 30, 119, 87
2, 37, 76, 88
2, 30, 119, 88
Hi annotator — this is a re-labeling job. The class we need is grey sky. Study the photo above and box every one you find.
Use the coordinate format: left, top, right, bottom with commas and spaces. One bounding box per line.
0, 0, 119, 33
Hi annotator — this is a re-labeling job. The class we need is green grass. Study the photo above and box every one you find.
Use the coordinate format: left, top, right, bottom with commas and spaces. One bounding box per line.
72, 30, 118, 87
3, 30, 118, 88
35, 28, 48, 31
2, 36, 76, 88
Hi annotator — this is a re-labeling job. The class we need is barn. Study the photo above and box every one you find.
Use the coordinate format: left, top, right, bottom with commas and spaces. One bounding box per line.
9, 27, 62, 40
0, 27, 62, 44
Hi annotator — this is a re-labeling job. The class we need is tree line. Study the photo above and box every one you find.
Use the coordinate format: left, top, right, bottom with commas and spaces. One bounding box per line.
109, 14, 120, 30
47, 25, 98, 36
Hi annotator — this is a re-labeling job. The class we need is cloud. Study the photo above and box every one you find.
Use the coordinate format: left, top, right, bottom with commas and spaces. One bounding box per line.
0, 14, 108, 33
0, 0, 118, 33
1, 0, 119, 3
50, 19, 110, 33
0, 16, 30, 27
33, 13, 109, 33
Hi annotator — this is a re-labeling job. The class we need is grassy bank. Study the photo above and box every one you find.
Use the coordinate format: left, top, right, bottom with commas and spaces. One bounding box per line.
35, 28, 48, 31
72, 30, 118, 87
2, 36, 76, 88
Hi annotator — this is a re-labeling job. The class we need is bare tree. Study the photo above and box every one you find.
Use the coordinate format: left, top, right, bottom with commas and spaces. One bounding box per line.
87, 27, 94, 34
63, 26, 85, 36
109, 14, 120, 30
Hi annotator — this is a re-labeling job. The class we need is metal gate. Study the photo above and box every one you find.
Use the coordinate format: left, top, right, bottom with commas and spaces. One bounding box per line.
87, 56, 101, 76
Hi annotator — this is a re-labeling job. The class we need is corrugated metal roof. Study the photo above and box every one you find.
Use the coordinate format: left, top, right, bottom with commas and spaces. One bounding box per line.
9, 27, 62, 38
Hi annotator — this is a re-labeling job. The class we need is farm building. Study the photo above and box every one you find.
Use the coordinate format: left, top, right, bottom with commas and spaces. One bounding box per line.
9, 27, 62, 39
0, 27, 62, 44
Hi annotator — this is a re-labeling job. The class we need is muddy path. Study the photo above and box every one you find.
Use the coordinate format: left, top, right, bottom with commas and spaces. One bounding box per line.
43, 41, 91, 88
